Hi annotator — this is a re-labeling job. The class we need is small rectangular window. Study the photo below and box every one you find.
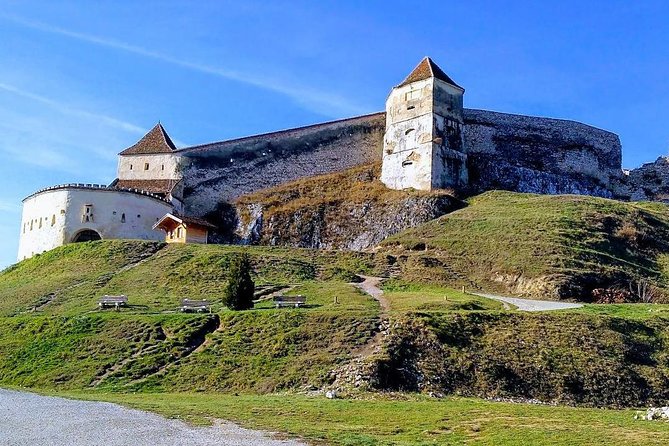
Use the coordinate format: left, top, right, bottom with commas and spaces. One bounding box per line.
144, 163, 149, 170
161, 164, 165, 171
129, 164, 133, 170
405, 89, 421, 101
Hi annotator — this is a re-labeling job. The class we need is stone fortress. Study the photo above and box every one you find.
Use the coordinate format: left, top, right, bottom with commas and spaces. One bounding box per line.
17, 57, 669, 260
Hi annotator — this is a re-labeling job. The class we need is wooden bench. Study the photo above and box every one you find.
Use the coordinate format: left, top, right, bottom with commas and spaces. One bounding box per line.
273, 295, 307, 308
180, 299, 211, 313
98, 295, 128, 309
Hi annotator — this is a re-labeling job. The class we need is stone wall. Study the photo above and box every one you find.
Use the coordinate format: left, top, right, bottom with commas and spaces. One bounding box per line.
18, 186, 172, 260
180, 113, 386, 216
117, 153, 182, 181
463, 109, 623, 198
177, 108, 626, 217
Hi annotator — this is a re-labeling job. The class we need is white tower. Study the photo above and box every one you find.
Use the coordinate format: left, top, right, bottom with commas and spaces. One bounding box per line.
381, 57, 468, 191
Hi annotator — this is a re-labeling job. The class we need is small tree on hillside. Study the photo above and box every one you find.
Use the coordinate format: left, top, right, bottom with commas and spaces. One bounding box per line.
223, 253, 255, 310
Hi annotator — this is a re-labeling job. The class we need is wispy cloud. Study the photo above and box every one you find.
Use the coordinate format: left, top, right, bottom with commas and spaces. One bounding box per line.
0, 82, 146, 135
0, 200, 19, 213
0, 14, 369, 117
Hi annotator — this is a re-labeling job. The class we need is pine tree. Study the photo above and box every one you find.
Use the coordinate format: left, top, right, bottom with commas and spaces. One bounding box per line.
223, 253, 255, 310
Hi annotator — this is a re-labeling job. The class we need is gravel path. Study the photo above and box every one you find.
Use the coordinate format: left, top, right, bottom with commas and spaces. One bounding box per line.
0, 388, 306, 446
473, 293, 583, 312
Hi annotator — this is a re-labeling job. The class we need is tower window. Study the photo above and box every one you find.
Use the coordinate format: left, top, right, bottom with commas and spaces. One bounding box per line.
121, 213, 126, 223
144, 163, 149, 170
405, 90, 421, 101
82, 204, 94, 223
161, 164, 165, 171
129, 164, 133, 170
401, 160, 413, 167
51, 215, 56, 226
405, 128, 415, 135
406, 105, 415, 110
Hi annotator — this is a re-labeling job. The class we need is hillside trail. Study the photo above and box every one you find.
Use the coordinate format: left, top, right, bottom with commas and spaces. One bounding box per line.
473, 292, 583, 312
350, 276, 390, 358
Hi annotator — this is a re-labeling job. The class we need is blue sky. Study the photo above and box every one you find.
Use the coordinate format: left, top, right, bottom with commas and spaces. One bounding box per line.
1, 0, 668, 268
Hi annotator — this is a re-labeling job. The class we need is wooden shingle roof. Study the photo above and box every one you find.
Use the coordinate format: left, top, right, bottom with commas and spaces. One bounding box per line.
119, 123, 178, 155
397, 57, 463, 90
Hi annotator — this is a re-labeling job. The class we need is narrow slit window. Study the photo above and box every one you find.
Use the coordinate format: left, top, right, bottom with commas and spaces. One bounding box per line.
129, 164, 133, 170
161, 164, 165, 171
144, 163, 149, 170
401, 160, 413, 167
405, 128, 415, 135
406, 105, 415, 110
121, 213, 126, 223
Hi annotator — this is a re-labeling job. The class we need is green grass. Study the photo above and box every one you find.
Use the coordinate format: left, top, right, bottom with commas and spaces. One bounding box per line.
382, 191, 669, 300
254, 281, 378, 312
55, 391, 669, 445
381, 280, 504, 312
570, 303, 669, 319
0, 241, 385, 316
0, 313, 215, 389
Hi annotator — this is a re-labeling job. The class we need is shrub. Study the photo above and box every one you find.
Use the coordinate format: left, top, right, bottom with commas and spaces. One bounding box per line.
223, 254, 255, 310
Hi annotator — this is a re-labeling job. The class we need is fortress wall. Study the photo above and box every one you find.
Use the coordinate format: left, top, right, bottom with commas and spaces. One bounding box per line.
180, 113, 386, 216
463, 109, 623, 197
18, 190, 69, 261
18, 187, 172, 260
178, 108, 625, 218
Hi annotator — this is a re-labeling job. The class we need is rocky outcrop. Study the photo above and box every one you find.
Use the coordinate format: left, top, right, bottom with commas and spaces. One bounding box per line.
618, 157, 669, 201
234, 193, 460, 251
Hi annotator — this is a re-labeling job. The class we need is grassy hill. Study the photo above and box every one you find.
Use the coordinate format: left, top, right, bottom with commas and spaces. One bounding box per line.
382, 190, 669, 301
0, 241, 385, 316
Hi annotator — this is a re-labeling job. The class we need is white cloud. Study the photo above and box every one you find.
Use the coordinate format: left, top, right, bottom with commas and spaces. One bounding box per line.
0, 200, 19, 213
0, 13, 370, 117
0, 82, 146, 135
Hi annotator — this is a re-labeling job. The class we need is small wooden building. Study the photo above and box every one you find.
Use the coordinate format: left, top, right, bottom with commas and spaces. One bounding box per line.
153, 213, 216, 244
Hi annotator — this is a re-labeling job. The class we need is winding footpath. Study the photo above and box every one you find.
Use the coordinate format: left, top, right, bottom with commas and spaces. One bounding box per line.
0, 389, 305, 446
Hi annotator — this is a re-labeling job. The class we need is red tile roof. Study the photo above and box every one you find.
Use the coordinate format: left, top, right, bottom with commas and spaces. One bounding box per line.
154, 213, 217, 230
114, 179, 177, 195
119, 123, 178, 155
397, 57, 463, 90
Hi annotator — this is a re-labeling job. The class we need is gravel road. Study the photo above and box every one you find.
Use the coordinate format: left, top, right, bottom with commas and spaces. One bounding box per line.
0, 388, 306, 446
473, 293, 583, 312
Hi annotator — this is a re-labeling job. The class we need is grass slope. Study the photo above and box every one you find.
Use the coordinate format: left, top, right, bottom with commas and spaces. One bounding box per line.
62, 391, 669, 446
0, 241, 385, 316
383, 191, 669, 300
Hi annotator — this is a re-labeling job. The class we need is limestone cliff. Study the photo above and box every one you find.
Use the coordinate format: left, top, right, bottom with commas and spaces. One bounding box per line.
226, 164, 461, 251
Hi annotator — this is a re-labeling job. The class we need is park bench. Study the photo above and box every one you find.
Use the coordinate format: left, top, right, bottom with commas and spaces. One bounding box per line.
180, 299, 211, 313
273, 295, 307, 308
98, 295, 128, 309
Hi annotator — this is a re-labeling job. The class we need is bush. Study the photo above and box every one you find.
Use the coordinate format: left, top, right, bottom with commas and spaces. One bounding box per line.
223, 254, 255, 310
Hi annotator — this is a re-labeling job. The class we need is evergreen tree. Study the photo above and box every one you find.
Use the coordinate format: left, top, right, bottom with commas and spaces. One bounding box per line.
223, 253, 255, 310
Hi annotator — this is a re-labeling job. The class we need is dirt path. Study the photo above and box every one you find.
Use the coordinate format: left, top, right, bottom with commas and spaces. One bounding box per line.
354, 276, 390, 314
0, 388, 305, 446
346, 276, 390, 360
473, 292, 583, 312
